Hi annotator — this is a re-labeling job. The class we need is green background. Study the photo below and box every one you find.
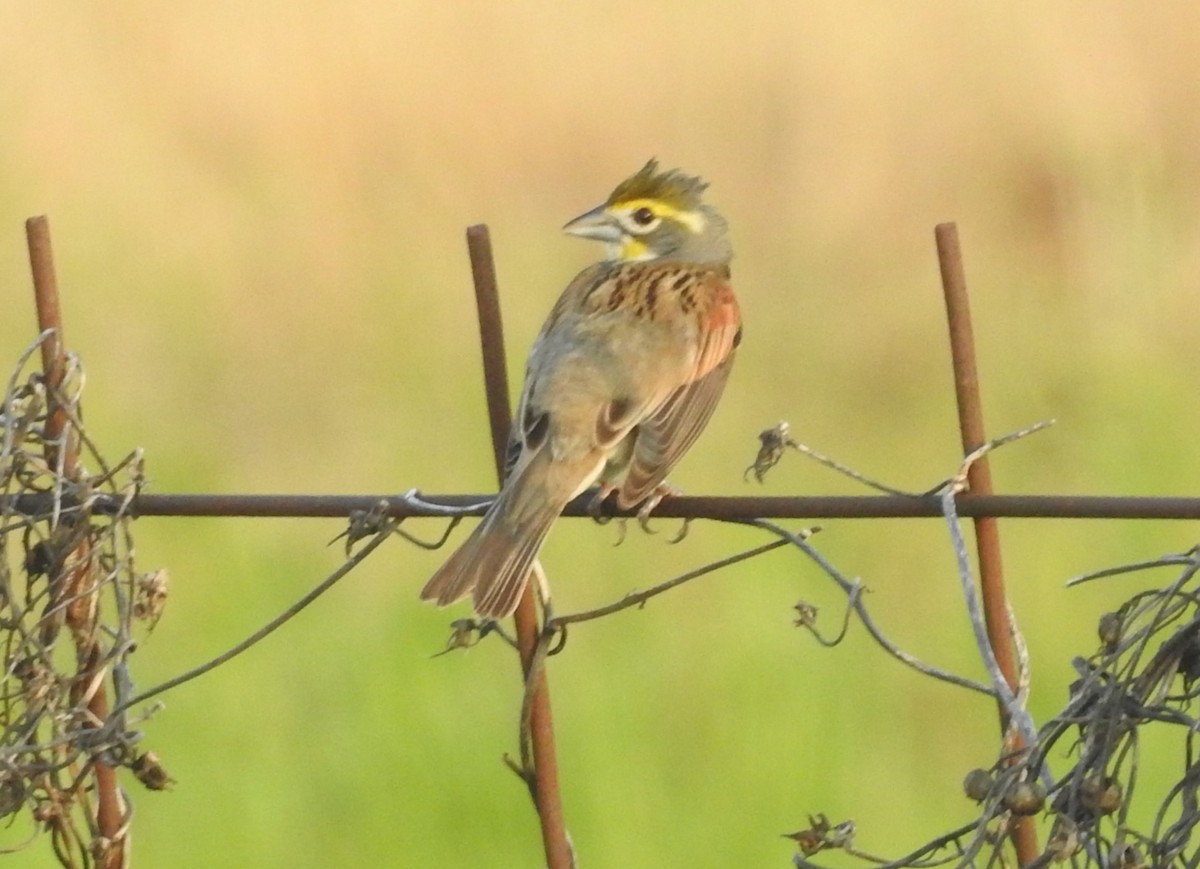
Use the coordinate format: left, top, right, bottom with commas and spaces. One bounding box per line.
2, 4, 1199, 866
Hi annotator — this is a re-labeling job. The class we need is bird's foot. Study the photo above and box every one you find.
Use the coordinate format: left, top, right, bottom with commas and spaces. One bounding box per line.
587, 483, 619, 525
635, 483, 682, 534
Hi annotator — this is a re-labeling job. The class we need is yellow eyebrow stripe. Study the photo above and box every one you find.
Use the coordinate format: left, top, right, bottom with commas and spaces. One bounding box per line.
618, 198, 707, 234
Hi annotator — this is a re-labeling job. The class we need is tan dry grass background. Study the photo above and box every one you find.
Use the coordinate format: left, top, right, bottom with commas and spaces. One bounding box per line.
2, 4, 1200, 866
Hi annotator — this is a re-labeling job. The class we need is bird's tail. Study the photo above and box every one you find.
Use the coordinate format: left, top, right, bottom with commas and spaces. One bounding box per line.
420, 447, 568, 618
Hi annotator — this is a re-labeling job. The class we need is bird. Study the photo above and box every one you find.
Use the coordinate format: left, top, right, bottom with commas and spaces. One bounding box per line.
421, 159, 742, 618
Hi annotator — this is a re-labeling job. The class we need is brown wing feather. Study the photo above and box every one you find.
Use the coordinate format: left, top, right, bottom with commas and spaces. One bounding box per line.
617, 356, 734, 507
617, 273, 741, 508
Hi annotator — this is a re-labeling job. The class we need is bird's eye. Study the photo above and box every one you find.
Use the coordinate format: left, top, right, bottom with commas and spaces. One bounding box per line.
632, 206, 656, 226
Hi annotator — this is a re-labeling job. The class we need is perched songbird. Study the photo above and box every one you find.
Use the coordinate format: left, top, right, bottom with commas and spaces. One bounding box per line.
421, 160, 742, 618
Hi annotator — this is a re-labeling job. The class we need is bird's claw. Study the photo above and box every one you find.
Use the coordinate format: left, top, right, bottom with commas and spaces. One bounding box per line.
587, 483, 618, 525
612, 518, 628, 546
668, 518, 692, 544
634, 483, 681, 535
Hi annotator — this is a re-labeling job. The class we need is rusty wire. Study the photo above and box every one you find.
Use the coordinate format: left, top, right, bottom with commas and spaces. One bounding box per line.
5, 491, 1200, 522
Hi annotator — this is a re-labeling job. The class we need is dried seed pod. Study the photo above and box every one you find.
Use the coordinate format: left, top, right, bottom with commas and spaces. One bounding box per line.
1080, 774, 1122, 815
962, 768, 994, 802
781, 813, 851, 857
1097, 611, 1123, 651
131, 751, 175, 791
744, 421, 797, 483
1179, 633, 1200, 689
1046, 815, 1079, 862
0, 774, 23, 819
1109, 843, 1145, 869
1003, 780, 1045, 816
792, 601, 818, 628
134, 569, 170, 624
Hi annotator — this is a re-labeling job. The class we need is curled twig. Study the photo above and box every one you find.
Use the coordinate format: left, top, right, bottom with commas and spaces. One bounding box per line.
744, 517, 992, 696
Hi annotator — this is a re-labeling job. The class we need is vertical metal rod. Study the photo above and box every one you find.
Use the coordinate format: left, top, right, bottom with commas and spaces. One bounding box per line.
26, 216, 126, 869
935, 222, 1038, 864
26, 216, 74, 470
466, 226, 514, 475
466, 225, 571, 869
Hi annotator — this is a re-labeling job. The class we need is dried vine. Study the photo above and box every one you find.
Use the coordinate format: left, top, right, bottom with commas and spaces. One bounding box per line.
0, 335, 168, 866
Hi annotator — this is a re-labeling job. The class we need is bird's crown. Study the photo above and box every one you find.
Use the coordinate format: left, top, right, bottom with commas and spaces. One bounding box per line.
605, 159, 709, 213
563, 159, 730, 265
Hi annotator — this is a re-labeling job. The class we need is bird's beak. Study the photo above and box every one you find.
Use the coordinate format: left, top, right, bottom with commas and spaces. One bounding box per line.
563, 204, 623, 244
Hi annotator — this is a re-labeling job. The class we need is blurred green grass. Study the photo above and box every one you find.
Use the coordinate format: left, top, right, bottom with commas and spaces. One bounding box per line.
2, 3, 1200, 866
